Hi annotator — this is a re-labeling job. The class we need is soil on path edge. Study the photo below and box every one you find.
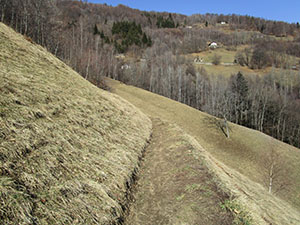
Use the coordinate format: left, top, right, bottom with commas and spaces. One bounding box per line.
125, 118, 234, 225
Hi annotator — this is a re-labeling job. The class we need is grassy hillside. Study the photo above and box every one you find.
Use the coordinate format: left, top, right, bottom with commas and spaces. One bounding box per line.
107, 79, 300, 223
0, 23, 152, 224
125, 119, 235, 225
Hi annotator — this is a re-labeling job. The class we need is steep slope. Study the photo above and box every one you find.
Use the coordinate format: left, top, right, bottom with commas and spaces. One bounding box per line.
108, 78, 300, 224
0, 23, 151, 224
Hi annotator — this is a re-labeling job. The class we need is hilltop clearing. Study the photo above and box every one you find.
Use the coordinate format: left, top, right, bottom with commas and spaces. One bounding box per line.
108, 78, 300, 224
0, 23, 151, 224
187, 45, 300, 77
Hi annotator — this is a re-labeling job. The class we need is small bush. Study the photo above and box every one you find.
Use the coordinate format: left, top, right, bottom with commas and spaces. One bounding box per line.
220, 199, 252, 225
212, 54, 221, 65
235, 51, 246, 66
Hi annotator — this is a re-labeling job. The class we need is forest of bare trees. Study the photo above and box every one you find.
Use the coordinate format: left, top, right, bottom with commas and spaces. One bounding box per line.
1, 0, 300, 147
119, 49, 300, 147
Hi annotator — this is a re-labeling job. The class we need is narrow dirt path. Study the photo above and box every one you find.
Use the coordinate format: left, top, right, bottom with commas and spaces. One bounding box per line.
125, 118, 233, 225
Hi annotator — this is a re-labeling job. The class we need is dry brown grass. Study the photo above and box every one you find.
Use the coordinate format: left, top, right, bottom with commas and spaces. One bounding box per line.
183, 131, 300, 225
126, 118, 235, 225
0, 23, 152, 224
107, 78, 300, 224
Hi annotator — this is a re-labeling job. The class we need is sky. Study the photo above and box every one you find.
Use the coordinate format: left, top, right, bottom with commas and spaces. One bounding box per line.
88, 0, 299, 23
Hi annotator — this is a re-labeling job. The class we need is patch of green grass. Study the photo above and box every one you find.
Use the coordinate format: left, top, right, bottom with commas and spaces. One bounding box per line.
185, 184, 213, 197
220, 199, 252, 225
176, 193, 185, 201
185, 183, 202, 193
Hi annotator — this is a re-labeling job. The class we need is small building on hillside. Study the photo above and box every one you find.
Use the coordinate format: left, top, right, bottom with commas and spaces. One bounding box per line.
208, 42, 218, 49
121, 64, 131, 70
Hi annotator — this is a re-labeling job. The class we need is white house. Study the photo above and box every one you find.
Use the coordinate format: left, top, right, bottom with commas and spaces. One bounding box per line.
121, 64, 131, 70
208, 42, 218, 49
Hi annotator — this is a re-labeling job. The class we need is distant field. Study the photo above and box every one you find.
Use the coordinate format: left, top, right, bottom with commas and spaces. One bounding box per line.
186, 46, 261, 77
196, 64, 260, 77
108, 78, 300, 217
189, 47, 240, 63
185, 46, 300, 79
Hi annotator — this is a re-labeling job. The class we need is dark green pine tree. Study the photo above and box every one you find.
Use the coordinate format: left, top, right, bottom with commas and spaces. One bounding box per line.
104, 36, 110, 44
260, 24, 266, 33
147, 37, 152, 47
112, 22, 117, 35
111, 21, 152, 52
100, 30, 105, 39
137, 24, 142, 34
156, 16, 163, 28
231, 72, 250, 125
234, 72, 248, 100
93, 24, 99, 35
142, 32, 148, 45
167, 13, 175, 28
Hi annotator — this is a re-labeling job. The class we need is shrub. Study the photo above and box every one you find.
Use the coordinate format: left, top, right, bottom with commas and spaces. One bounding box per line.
212, 53, 221, 65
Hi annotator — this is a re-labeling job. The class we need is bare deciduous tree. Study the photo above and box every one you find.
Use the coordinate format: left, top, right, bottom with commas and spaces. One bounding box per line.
263, 144, 290, 194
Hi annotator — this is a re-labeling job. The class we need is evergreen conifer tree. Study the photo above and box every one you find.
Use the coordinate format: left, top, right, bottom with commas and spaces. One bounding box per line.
231, 72, 250, 125
142, 32, 148, 45
93, 24, 99, 35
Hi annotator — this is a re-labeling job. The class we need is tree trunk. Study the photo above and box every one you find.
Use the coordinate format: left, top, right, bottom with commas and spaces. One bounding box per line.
1, 1, 6, 22
224, 116, 230, 138
85, 50, 91, 80
178, 67, 182, 103
269, 163, 274, 194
